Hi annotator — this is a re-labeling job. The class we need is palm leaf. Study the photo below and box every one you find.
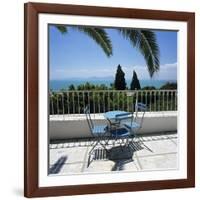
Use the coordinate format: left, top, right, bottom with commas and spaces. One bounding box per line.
76, 26, 113, 57
55, 25, 68, 34
119, 28, 160, 77
55, 25, 112, 57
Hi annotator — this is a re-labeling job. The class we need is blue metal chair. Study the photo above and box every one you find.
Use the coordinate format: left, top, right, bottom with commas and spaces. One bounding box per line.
84, 105, 108, 166
121, 102, 147, 138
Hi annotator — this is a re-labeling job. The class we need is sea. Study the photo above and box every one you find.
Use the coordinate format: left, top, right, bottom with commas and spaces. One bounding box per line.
50, 79, 177, 91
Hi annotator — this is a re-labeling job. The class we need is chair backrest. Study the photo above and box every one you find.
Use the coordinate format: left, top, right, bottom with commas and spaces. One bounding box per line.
84, 105, 94, 133
134, 102, 147, 128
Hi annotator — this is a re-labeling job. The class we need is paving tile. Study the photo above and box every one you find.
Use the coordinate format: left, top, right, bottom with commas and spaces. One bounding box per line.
169, 139, 177, 146
135, 139, 177, 157
52, 163, 84, 175
49, 147, 88, 165
115, 159, 138, 171
84, 160, 115, 173
137, 153, 178, 171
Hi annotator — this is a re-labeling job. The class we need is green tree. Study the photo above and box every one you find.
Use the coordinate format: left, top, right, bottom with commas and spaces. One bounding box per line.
84, 82, 95, 90
130, 70, 141, 90
160, 82, 177, 90
142, 86, 156, 90
114, 65, 126, 90
56, 26, 160, 77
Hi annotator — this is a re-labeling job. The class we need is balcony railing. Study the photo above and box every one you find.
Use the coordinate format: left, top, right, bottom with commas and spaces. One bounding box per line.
49, 90, 177, 115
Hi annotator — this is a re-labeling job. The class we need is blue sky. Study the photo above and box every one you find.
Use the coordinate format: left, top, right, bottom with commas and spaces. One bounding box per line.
49, 25, 177, 80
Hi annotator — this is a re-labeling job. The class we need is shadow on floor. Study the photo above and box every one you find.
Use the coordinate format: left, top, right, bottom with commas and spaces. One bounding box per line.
49, 156, 67, 174
88, 141, 144, 171
108, 142, 144, 171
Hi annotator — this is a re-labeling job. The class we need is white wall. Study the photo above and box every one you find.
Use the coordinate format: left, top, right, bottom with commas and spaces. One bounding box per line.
49, 112, 177, 139
0, 0, 199, 200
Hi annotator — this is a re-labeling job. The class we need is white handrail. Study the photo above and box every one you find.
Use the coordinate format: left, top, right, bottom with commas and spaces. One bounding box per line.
49, 90, 177, 115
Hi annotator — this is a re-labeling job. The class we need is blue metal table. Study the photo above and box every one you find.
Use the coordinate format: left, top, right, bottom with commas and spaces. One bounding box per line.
104, 110, 131, 129
104, 110, 130, 120
104, 110, 132, 145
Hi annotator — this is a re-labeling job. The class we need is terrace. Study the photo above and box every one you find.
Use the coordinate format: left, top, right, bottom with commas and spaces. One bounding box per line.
49, 90, 178, 174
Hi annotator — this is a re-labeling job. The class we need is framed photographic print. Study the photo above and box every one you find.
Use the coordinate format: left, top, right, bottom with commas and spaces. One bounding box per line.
24, 2, 195, 197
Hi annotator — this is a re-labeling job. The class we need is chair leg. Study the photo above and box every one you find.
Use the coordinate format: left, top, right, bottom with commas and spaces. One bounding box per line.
88, 140, 98, 156
99, 140, 109, 153
137, 136, 153, 153
126, 137, 129, 146
89, 138, 108, 156
104, 136, 110, 146
87, 154, 91, 167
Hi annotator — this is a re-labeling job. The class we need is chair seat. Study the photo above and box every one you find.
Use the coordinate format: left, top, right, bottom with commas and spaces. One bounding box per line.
92, 125, 108, 136
110, 128, 130, 138
123, 121, 140, 130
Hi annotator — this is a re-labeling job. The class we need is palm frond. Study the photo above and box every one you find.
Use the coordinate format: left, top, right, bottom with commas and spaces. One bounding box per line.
119, 28, 160, 77
76, 26, 113, 57
55, 25, 68, 34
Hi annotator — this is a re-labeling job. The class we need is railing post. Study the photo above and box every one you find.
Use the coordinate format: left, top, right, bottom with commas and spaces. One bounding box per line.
163, 91, 165, 111
149, 91, 152, 112
171, 91, 173, 110
126, 91, 129, 112
135, 89, 138, 112
77, 91, 80, 114
98, 92, 100, 113
117, 91, 120, 110
158, 91, 160, 111
72, 92, 74, 114
56, 94, 59, 116
93, 91, 95, 115
108, 91, 110, 111
167, 91, 169, 111
67, 92, 70, 114
62, 93, 64, 119
175, 90, 177, 110
50, 94, 54, 115
103, 91, 105, 113
88, 91, 90, 112
82, 91, 85, 113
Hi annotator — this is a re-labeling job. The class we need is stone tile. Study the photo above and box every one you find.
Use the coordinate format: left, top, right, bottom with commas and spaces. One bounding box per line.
84, 160, 115, 173
135, 139, 177, 157
54, 163, 84, 175
116, 159, 138, 172
169, 139, 177, 146
137, 153, 178, 171
49, 149, 68, 165
49, 147, 88, 165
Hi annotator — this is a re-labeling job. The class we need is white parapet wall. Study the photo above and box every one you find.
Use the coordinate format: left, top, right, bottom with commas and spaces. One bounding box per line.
49, 111, 177, 140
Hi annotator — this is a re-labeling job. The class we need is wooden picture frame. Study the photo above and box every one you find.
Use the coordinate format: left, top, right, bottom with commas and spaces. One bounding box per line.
24, 2, 195, 197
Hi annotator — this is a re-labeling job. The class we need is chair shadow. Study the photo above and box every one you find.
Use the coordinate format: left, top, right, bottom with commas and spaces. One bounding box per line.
108, 141, 144, 171
87, 140, 144, 171
49, 156, 67, 174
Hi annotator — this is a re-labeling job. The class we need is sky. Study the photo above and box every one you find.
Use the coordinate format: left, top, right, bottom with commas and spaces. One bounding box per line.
49, 25, 177, 81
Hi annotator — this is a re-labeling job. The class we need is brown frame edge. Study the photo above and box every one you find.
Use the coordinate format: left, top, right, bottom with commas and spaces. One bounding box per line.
24, 2, 195, 198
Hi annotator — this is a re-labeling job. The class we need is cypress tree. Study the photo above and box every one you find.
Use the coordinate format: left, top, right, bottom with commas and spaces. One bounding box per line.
68, 84, 76, 90
130, 70, 141, 90
114, 64, 126, 90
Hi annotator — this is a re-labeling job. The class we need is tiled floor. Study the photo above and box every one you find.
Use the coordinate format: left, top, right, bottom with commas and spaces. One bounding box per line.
49, 132, 178, 175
